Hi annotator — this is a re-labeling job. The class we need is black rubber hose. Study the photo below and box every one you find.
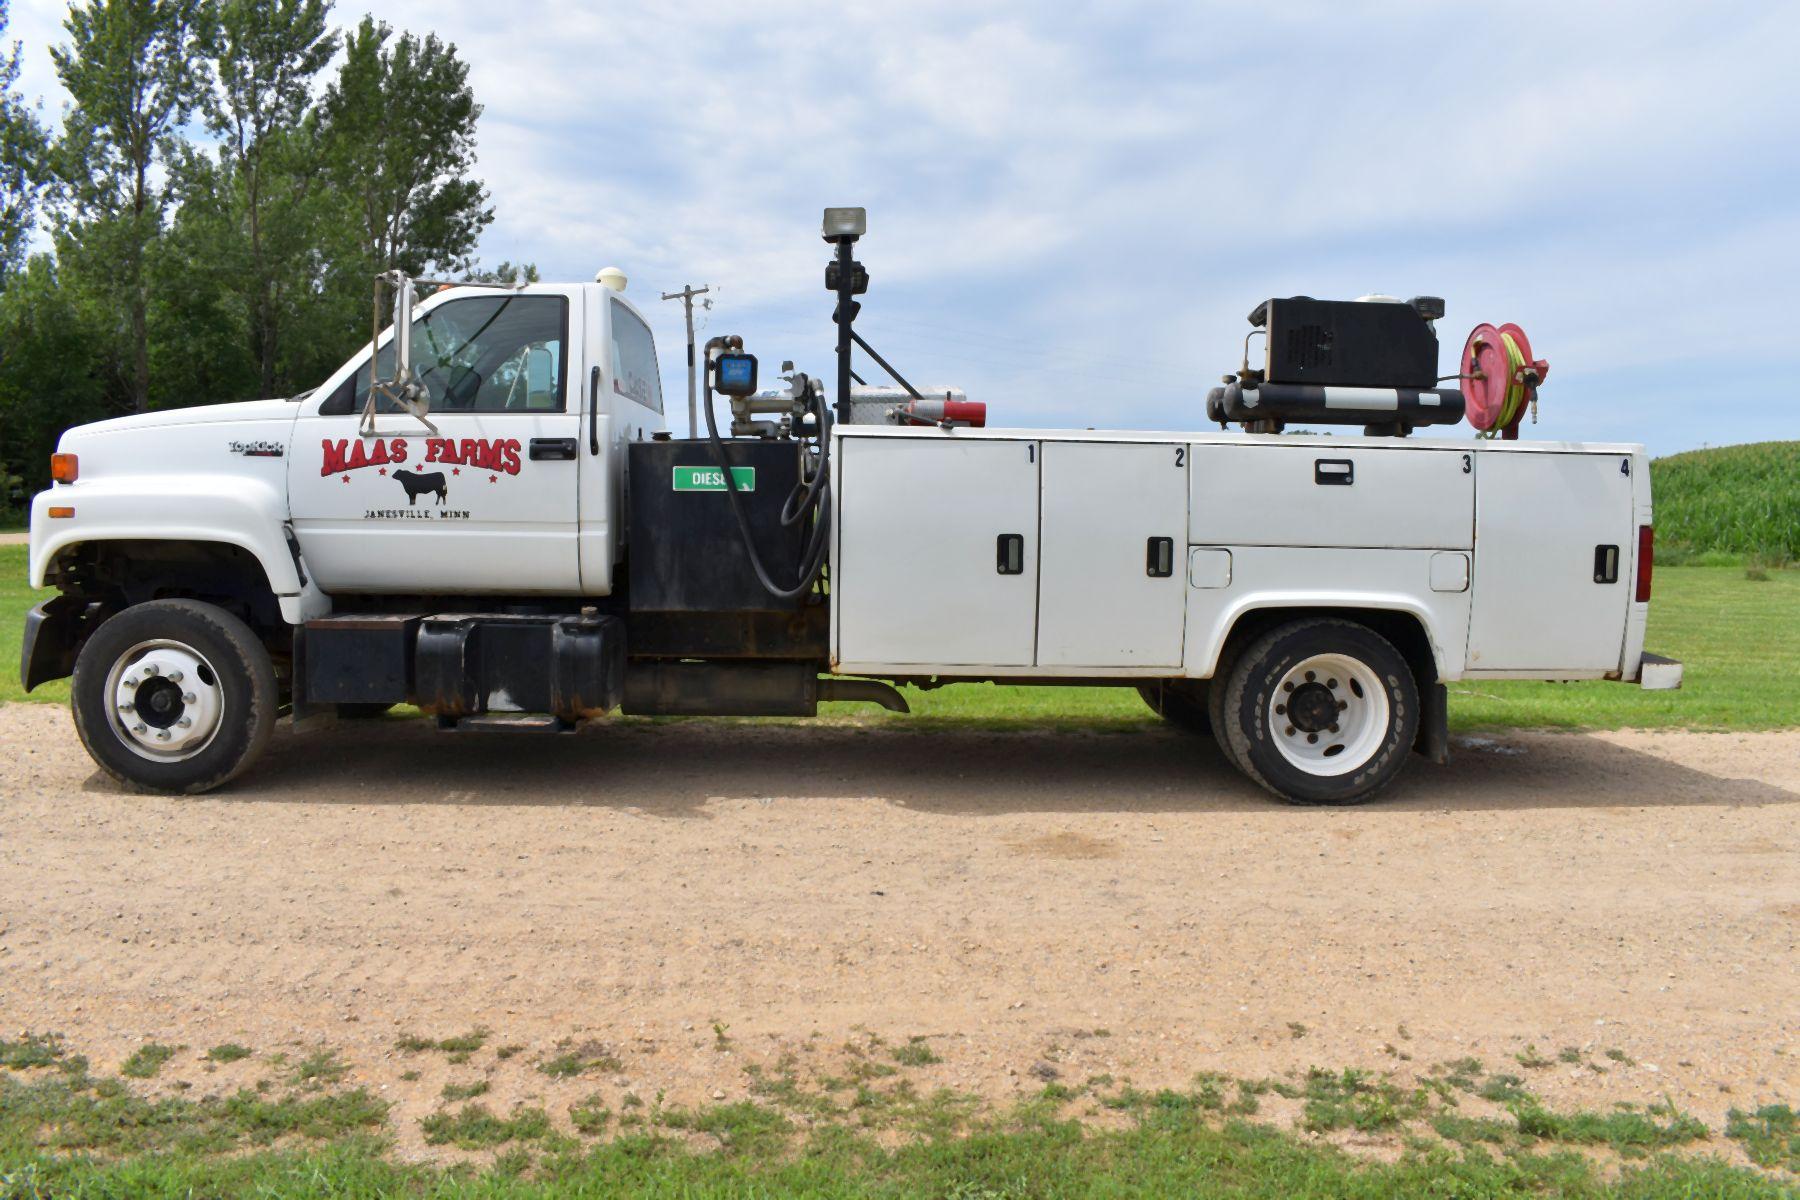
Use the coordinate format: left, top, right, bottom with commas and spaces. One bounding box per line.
703, 371, 831, 600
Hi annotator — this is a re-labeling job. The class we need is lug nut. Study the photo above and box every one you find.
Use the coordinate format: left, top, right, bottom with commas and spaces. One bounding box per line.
1275, 703, 1286, 715
155, 730, 171, 741
177, 717, 192, 728
145, 663, 161, 676
1306, 733, 1318, 744
1282, 681, 1294, 693
1284, 725, 1295, 736
1305, 671, 1316, 682
182, 693, 196, 704
1338, 700, 1348, 711
118, 702, 134, 713
132, 723, 147, 734
167, 670, 184, 683
1329, 724, 1340, 733
1327, 678, 1338, 689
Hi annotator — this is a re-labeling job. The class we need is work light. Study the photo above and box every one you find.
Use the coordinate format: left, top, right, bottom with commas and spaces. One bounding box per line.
822, 207, 866, 241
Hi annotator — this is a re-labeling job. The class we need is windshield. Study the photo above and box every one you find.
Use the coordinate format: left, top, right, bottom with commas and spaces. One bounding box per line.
326, 293, 569, 415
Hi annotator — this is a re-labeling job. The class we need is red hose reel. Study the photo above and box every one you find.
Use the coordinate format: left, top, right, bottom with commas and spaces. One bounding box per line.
1461, 323, 1549, 439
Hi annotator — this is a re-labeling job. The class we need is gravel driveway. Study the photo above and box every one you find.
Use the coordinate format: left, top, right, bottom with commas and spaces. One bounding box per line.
2, 703, 1795, 1159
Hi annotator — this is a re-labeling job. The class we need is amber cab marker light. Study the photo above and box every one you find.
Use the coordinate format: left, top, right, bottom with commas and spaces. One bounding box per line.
50, 453, 78, 483
48, 506, 75, 519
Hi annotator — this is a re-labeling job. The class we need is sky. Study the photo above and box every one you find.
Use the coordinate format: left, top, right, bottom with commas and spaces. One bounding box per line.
8, 0, 1797, 457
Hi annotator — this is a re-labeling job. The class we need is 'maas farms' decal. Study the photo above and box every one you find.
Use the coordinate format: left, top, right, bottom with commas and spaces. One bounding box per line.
320, 436, 523, 520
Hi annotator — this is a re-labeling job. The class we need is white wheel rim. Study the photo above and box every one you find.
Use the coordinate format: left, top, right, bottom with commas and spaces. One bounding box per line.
1268, 652, 1389, 777
103, 639, 226, 763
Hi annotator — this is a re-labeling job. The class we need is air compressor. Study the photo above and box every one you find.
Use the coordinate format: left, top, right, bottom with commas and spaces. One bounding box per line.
1207, 294, 1547, 438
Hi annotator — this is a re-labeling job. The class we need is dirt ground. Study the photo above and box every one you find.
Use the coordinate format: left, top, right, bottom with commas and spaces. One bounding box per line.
1, 702, 1795, 1160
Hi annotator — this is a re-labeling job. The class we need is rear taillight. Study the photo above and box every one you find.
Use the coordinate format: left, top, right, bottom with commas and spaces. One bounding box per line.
1635, 524, 1654, 602
51, 453, 78, 483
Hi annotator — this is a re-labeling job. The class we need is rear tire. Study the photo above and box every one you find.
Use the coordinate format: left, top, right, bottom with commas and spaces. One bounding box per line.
71, 599, 278, 794
1217, 618, 1418, 805
1137, 681, 1210, 735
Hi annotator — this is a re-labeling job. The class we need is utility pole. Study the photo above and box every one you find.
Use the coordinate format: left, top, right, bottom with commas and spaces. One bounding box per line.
661, 284, 711, 438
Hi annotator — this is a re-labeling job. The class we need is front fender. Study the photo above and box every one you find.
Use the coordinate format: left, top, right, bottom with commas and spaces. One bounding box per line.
29, 476, 301, 597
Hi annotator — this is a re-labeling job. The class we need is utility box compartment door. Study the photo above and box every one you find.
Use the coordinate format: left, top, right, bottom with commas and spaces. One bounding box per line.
1188, 443, 1474, 549
1467, 451, 1633, 672
834, 436, 1040, 668
1036, 442, 1188, 668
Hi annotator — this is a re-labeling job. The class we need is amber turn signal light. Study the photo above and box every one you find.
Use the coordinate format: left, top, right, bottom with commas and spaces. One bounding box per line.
50, 453, 78, 483
47, 506, 75, 519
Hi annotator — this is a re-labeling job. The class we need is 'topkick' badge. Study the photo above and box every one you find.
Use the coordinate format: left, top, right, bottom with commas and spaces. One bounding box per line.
672, 465, 756, 492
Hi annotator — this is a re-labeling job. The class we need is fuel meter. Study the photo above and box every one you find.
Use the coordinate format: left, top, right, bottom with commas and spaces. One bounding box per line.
713, 351, 758, 397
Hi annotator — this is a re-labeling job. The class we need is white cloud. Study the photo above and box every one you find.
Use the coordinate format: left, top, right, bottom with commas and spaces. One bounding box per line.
9, 0, 1797, 453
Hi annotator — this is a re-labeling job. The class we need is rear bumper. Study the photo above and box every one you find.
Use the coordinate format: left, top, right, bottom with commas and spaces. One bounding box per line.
1638, 652, 1683, 690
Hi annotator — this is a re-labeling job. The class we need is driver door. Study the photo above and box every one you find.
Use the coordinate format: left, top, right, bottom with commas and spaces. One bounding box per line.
288, 287, 589, 595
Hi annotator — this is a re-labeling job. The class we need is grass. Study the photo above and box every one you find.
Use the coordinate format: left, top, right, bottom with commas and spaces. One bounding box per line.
420, 1104, 554, 1149
1727, 1104, 1800, 1173
119, 1043, 178, 1079
4, 1038, 1795, 1197
206, 1042, 254, 1064
1651, 442, 1798, 564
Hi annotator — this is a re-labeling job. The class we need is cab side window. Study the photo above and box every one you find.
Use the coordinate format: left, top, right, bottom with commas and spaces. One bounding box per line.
609, 299, 664, 414
320, 295, 569, 415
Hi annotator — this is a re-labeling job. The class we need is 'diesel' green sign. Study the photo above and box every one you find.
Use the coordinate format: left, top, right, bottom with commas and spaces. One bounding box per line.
672, 465, 756, 492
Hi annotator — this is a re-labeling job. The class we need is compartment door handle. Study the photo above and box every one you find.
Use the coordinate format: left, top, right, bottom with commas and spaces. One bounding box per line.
1146, 536, 1174, 577
1315, 458, 1354, 485
996, 534, 1025, 575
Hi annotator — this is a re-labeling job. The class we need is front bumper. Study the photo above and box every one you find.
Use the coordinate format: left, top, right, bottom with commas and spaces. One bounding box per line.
1638, 652, 1683, 690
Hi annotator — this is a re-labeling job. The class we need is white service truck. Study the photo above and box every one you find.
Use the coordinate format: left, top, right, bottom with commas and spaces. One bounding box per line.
20, 208, 1680, 804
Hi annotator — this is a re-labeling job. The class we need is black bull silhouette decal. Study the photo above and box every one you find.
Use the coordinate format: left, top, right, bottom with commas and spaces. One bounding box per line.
391, 469, 448, 506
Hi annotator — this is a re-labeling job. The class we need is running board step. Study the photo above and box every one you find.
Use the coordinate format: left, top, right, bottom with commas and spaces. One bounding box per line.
437, 713, 577, 733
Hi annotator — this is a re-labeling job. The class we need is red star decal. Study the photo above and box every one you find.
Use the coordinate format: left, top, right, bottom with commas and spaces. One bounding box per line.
378, 467, 387, 476
451, 467, 461, 476
488, 474, 498, 483
340, 474, 350, 483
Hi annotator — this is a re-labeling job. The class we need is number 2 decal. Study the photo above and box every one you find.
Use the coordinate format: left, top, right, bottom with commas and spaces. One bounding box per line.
1175, 447, 1186, 467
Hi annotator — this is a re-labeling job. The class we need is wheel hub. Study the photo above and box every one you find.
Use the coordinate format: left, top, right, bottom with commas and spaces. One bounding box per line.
1268, 653, 1389, 778
1286, 681, 1337, 732
105, 641, 225, 762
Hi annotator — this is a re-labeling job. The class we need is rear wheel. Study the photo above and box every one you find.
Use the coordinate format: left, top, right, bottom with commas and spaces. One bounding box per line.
1136, 681, 1210, 735
71, 599, 278, 794
1216, 618, 1418, 805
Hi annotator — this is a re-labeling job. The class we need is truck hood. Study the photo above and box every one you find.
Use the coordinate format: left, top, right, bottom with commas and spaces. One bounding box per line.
71, 397, 303, 438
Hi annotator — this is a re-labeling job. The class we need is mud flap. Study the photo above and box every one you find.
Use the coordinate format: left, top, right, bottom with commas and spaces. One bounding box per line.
19, 595, 86, 692
1413, 681, 1449, 764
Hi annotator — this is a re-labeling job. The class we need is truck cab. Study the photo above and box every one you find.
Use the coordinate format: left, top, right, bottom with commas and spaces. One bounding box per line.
288, 280, 664, 597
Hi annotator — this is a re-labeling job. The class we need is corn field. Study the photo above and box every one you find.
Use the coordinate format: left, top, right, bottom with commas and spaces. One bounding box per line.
1651, 442, 1798, 565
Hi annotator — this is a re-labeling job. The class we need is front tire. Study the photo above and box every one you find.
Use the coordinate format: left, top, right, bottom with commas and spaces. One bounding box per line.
71, 599, 278, 794
1215, 618, 1419, 805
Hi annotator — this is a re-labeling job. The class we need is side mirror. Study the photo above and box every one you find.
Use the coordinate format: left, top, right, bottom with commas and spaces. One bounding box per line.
363, 270, 437, 436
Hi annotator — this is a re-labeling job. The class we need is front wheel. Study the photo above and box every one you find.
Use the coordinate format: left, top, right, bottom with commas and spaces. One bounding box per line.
1214, 618, 1419, 805
71, 599, 278, 794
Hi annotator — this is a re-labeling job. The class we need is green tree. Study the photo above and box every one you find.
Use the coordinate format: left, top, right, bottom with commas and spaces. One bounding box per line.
0, 0, 48, 283
198, 0, 335, 398
318, 17, 491, 281
0, 255, 109, 499
51, 0, 206, 414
